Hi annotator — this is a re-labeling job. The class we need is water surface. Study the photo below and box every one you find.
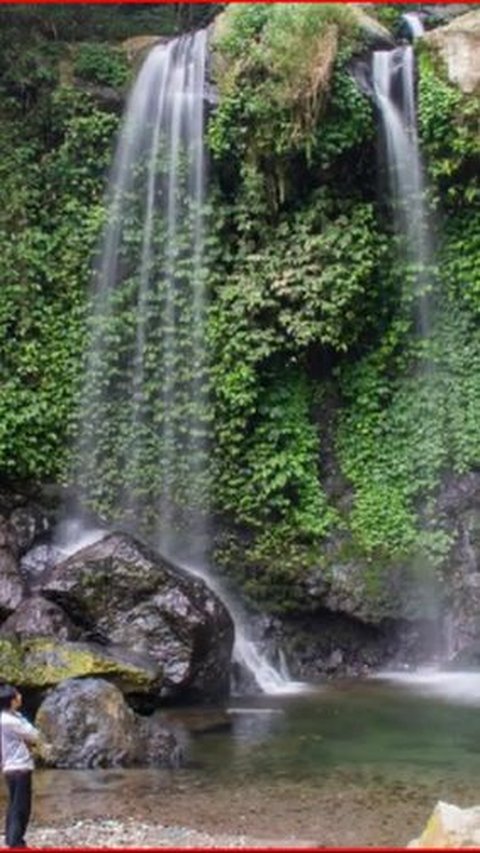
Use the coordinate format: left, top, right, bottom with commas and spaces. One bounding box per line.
17, 676, 480, 846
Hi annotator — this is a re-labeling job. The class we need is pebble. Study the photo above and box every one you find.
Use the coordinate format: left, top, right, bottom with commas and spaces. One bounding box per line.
29, 818, 315, 848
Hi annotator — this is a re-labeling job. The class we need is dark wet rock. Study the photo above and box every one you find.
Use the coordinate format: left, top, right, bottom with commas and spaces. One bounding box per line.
77, 82, 124, 112
434, 472, 480, 659
141, 710, 187, 767
447, 642, 480, 669
302, 546, 437, 627
277, 611, 391, 680
0, 548, 25, 619
0, 487, 28, 516
20, 543, 64, 588
9, 504, 50, 555
231, 660, 263, 696
36, 677, 179, 768
436, 471, 480, 518
0, 516, 19, 554
0, 595, 78, 641
41, 532, 234, 701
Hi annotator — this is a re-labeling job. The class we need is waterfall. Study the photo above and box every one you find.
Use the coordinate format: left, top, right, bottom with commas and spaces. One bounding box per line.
372, 38, 448, 669
372, 45, 433, 338
401, 12, 425, 40
74, 32, 210, 560
181, 557, 306, 695
66, 31, 300, 695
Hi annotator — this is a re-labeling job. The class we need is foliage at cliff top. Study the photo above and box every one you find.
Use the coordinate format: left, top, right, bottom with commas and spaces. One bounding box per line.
213, 5, 359, 102
208, 9, 480, 611
209, 3, 372, 162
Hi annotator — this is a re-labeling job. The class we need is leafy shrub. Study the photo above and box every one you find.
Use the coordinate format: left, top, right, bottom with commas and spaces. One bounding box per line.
74, 43, 130, 88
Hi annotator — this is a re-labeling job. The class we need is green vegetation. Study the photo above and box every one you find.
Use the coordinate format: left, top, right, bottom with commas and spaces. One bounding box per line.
73, 43, 130, 88
0, 77, 117, 479
0, 5, 219, 44
206, 4, 480, 607
417, 44, 479, 207
209, 4, 368, 169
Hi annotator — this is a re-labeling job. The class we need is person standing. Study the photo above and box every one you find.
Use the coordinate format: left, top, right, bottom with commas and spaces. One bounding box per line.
0, 684, 40, 848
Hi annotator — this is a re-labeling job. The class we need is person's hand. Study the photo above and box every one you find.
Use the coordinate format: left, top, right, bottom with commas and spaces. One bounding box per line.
35, 739, 55, 764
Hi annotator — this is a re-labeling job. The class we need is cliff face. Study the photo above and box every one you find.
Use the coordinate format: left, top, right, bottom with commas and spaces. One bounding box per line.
0, 6, 478, 678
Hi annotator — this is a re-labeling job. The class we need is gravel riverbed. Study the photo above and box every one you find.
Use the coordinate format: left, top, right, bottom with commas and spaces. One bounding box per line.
28, 818, 316, 848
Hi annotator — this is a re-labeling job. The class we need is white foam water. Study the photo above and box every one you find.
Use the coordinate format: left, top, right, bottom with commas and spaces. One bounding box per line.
375, 667, 480, 705
54, 518, 106, 557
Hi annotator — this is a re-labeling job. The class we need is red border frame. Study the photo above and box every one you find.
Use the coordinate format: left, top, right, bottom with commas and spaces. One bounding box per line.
0, 0, 475, 5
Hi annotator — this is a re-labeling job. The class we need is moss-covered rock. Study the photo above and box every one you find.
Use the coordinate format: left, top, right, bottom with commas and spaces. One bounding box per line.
0, 636, 161, 693
0, 636, 23, 682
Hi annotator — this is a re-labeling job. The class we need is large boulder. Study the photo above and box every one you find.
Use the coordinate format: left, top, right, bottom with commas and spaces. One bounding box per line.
36, 678, 179, 768
409, 801, 480, 847
41, 532, 234, 700
20, 544, 63, 589
424, 10, 480, 94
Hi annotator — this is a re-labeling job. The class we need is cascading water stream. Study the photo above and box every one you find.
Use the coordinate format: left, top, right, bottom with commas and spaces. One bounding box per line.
65, 32, 301, 695
372, 44, 433, 340
371, 32, 459, 684
401, 12, 425, 40
73, 32, 211, 556
181, 558, 305, 695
